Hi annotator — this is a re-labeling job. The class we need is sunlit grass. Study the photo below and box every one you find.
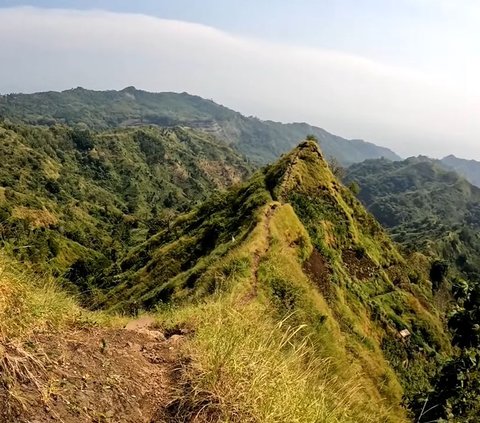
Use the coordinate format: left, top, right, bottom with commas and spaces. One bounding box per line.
158, 296, 400, 423
0, 253, 125, 341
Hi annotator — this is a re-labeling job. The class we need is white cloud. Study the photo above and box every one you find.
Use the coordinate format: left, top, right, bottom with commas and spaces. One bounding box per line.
0, 6, 479, 159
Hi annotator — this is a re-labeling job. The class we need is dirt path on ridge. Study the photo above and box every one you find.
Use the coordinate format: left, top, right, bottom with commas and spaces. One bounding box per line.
1, 316, 187, 423
244, 203, 276, 303
124, 315, 156, 330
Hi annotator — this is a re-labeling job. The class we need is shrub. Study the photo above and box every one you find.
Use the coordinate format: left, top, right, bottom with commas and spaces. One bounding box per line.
429, 260, 448, 291
70, 129, 94, 151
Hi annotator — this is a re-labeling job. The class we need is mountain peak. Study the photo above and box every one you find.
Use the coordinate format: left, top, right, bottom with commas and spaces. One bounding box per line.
121, 85, 138, 92
442, 154, 457, 160
83, 137, 451, 422
440, 154, 480, 187
266, 139, 334, 201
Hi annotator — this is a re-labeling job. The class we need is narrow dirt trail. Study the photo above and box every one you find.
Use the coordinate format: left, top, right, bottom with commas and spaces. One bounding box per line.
2, 317, 186, 423
124, 315, 156, 330
245, 203, 276, 303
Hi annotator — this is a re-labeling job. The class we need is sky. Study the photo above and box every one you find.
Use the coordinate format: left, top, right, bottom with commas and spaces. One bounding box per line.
0, 1, 479, 159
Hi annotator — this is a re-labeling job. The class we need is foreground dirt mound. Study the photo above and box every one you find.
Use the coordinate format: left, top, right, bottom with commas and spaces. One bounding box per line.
1, 320, 184, 423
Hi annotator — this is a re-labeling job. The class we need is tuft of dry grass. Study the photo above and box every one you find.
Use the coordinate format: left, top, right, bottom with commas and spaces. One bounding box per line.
0, 255, 80, 340
0, 341, 47, 417
0, 253, 126, 341
0, 252, 127, 419
0, 253, 74, 415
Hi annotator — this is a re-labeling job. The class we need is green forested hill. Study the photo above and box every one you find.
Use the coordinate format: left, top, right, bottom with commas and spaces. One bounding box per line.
0, 122, 251, 279
346, 157, 480, 421
0, 87, 400, 165
345, 157, 480, 254
344, 155, 480, 291
97, 141, 455, 421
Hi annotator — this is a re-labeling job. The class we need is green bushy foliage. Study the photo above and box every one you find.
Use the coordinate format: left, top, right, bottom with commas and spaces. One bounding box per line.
0, 123, 250, 300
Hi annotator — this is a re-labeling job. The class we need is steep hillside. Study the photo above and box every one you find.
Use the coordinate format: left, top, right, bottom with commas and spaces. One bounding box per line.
0, 122, 250, 282
346, 157, 480, 421
3, 138, 470, 421
0, 87, 400, 165
441, 154, 480, 188
345, 157, 480, 262
98, 141, 451, 421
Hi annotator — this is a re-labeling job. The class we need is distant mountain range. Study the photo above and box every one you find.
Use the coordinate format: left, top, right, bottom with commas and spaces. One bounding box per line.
0, 87, 400, 166
2, 84, 480, 421
441, 154, 480, 188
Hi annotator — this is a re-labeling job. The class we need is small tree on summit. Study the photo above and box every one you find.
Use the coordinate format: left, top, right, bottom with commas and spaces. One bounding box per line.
306, 134, 317, 141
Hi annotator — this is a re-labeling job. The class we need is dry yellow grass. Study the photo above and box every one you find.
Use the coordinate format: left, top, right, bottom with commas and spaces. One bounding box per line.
159, 297, 400, 423
0, 253, 126, 341
11, 206, 58, 229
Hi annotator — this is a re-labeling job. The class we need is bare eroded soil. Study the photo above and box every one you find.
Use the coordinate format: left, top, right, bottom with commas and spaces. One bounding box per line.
0, 319, 185, 423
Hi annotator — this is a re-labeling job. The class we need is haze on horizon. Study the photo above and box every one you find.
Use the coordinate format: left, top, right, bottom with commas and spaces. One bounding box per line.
0, 0, 479, 160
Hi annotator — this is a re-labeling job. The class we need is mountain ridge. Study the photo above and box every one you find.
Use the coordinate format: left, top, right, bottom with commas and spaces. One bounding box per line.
0, 87, 401, 165
441, 154, 480, 188
95, 140, 452, 421
2, 137, 474, 421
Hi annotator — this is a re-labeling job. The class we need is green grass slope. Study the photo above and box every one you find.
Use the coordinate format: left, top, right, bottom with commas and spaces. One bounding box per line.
0, 87, 400, 165
105, 140, 450, 421
346, 157, 480, 421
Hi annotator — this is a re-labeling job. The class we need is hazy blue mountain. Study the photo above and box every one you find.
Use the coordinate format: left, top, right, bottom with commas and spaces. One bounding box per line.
441, 154, 480, 188
0, 87, 400, 165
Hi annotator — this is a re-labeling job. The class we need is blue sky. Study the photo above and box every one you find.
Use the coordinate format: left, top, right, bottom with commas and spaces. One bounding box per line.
0, 1, 479, 158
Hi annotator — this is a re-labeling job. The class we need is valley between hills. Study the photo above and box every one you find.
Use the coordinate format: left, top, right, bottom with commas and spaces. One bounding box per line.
1, 88, 480, 422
